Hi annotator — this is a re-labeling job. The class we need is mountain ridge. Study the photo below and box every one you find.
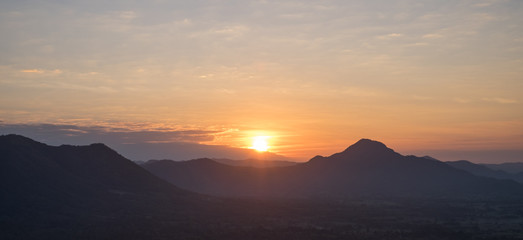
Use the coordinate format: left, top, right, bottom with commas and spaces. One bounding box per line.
143, 157, 297, 168
0, 134, 198, 212
143, 138, 523, 199
4, 134, 523, 239
447, 160, 523, 184
482, 162, 523, 174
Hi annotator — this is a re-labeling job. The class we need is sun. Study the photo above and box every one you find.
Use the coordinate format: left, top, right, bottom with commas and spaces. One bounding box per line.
251, 136, 270, 152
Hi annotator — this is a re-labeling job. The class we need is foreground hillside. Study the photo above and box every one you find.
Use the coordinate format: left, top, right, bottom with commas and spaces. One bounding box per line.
0, 134, 218, 238
2, 134, 523, 239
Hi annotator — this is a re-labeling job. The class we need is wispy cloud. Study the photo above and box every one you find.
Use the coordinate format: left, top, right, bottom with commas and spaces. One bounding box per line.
20, 69, 45, 73
116, 11, 137, 20
213, 25, 250, 35
454, 98, 473, 104
473, 0, 503, 8
453, 97, 518, 104
0, 123, 291, 161
340, 87, 380, 97
0, 123, 224, 144
411, 95, 432, 101
482, 97, 517, 104
190, 24, 251, 41
422, 33, 443, 39
377, 33, 403, 40
20, 69, 62, 74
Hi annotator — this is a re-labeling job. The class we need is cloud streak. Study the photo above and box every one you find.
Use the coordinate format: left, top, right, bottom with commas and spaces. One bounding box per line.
20, 69, 62, 74
482, 97, 517, 104
0, 123, 291, 161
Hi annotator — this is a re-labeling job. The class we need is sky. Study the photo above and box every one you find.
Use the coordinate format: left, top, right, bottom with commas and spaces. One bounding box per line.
1, 0, 522, 163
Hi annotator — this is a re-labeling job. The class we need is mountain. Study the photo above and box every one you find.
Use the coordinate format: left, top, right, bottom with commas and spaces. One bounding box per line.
447, 160, 523, 184
143, 139, 523, 199
0, 134, 190, 203
482, 162, 523, 174
3, 135, 523, 239
144, 158, 296, 169
0, 134, 232, 239
203, 158, 296, 168
141, 158, 289, 197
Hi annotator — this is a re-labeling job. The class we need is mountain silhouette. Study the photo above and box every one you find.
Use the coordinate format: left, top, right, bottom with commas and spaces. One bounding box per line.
143, 138, 523, 199
335, 138, 401, 159
447, 160, 523, 184
141, 158, 289, 197
212, 158, 297, 168
0, 134, 189, 205
482, 162, 523, 174
3, 134, 523, 239
0, 134, 229, 239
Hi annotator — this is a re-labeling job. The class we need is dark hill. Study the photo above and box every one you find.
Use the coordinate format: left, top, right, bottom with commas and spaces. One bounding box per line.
482, 162, 523, 174
336, 138, 401, 159
0, 134, 228, 239
143, 139, 523, 199
212, 158, 297, 168
447, 160, 523, 184
0, 134, 190, 208
3, 135, 523, 239
141, 158, 293, 197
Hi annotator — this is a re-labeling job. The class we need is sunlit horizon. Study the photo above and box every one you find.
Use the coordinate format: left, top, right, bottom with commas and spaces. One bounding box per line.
250, 136, 270, 152
1, 0, 522, 163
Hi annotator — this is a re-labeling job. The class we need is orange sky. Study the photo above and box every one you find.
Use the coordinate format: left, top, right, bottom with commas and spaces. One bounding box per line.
1, 0, 522, 162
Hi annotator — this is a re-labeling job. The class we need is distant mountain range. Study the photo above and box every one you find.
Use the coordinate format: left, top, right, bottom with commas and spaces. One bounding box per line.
146, 158, 297, 168
3, 134, 523, 239
446, 160, 523, 184
142, 139, 523, 199
481, 162, 523, 174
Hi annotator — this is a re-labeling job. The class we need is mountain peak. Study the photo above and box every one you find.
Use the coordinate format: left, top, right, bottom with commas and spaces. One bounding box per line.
1, 134, 41, 144
0, 134, 48, 150
352, 138, 387, 148
326, 138, 401, 161
343, 138, 391, 153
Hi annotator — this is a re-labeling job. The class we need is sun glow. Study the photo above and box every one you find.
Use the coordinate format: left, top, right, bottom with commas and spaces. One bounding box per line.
251, 136, 270, 152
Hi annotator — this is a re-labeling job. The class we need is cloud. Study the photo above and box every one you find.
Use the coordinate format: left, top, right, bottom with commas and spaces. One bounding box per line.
482, 97, 517, 104
173, 18, 192, 26
0, 123, 218, 144
454, 98, 472, 103
216, 88, 236, 94
470, 13, 498, 23
117, 11, 137, 20
411, 95, 432, 101
453, 97, 518, 104
422, 34, 443, 39
340, 87, 379, 97
188, 24, 250, 41
20, 69, 62, 74
213, 25, 250, 38
279, 13, 306, 19
0, 123, 291, 161
409, 42, 429, 47
377, 33, 403, 40
473, 0, 502, 8
20, 69, 45, 74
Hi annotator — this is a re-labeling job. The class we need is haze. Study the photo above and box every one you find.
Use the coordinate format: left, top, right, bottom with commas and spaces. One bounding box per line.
1, 0, 522, 162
